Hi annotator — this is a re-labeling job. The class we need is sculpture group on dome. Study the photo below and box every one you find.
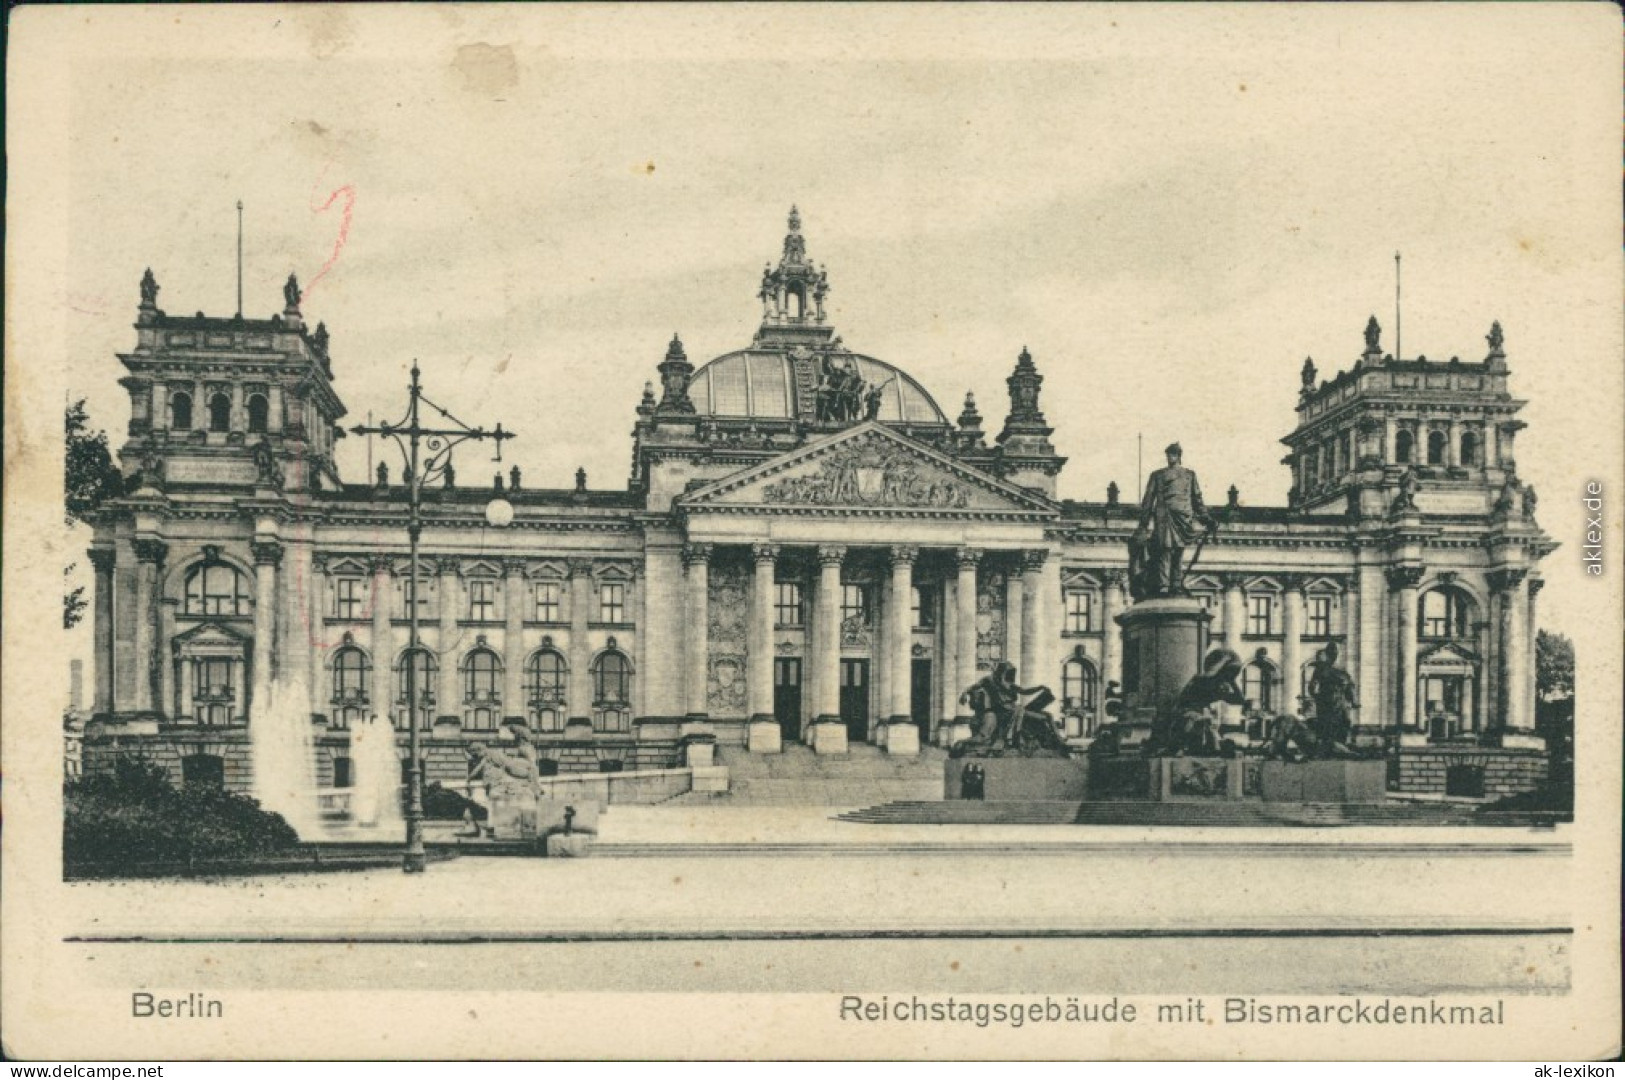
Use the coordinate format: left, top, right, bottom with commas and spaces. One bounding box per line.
815, 353, 892, 425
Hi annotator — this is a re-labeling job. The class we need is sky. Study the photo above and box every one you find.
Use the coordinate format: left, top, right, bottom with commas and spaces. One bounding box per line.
30, 4, 1620, 643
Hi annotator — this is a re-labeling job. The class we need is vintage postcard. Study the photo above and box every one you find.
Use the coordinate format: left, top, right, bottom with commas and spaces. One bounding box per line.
4, 3, 1620, 1061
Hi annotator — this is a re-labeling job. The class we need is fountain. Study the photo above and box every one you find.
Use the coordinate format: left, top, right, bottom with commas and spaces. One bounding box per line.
349, 713, 404, 839
248, 677, 322, 839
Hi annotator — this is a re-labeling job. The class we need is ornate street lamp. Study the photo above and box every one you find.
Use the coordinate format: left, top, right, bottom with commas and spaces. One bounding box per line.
352, 363, 515, 873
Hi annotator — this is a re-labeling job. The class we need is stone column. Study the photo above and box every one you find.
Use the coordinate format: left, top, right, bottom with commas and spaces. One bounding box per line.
1038, 550, 1062, 700
1280, 576, 1305, 716
1019, 551, 1045, 690
814, 545, 845, 725
569, 558, 597, 724
436, 558, 461, 724
1355, 557, 1384, 743
131, 540, 167, 714
502, 559, 527, 725
682, 545, 710, 719
1214, 573, 1246, 723
1101, 569, 1128, 688
1490, 567, 1539, 746
89, 549, 115, 715
1383, 412, 1398, 465
954, 548, 980, 720
158, 597, 179, 718
885, 546, 918, 754
249, 539, 281, 722
1004, 560, 1025, 678
369, 557, 393, 723
178, 654, 194, 722
938, 574, 957, 726
1526, 577, 1543, 737
1388, 565, 1424, 738
747, 544, 780, 752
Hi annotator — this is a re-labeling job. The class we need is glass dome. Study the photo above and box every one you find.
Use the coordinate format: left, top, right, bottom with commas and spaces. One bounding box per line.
688, 351, 949, 425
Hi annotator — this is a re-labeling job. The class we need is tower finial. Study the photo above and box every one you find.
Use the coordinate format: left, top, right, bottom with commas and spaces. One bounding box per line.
788, 205, 801, 234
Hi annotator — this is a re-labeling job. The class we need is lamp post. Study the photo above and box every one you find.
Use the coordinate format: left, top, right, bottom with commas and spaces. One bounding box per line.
352, 362, 515, 873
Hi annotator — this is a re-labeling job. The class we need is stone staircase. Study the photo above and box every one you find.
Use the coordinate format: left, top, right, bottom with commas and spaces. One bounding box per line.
836, 800, 1568, 828
663, 742, 947, 806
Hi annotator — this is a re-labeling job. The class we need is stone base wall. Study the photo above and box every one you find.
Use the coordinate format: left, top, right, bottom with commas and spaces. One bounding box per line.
82, 727, 687, 796
1391, 746, 1547, 799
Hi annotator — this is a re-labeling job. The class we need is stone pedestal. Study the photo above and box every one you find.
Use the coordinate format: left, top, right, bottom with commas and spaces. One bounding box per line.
747, 719, 782, 754
881, 721, 920, 756
545, 833, 592, 857
563, 718, 595, 740
943, 758, 1089, 801
1260, 759, 1387, 803
690, 764, 730, 793
1397, 728, 1431, 748
937, 720, 972, 749
681, 734, 717, 767
808, 719, 848, 755
1116, 597, 1211, 723
1153, 756, 1247, 800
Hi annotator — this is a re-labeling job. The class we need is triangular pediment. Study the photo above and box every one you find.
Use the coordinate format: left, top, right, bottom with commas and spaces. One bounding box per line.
1418, 641, 1479, 667
680, 422, 1058, 519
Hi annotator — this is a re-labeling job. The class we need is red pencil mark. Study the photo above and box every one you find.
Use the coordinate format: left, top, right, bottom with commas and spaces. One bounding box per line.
303, 168, 356, 304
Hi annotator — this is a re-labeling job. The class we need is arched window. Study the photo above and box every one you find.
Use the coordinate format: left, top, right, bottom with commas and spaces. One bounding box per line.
330, 646, 370, 729
170, 391, 193, 431
1426, 429, 1447, 466
1303, 447, 1319, 489
1460, 429, 1478, 466
463, 648, 502, 729
1419, 586, 1473, 640
208, 392, 232, 433
1243, 658, 1277, 714
591, 649, 633, 732
1061, 655, 1100, 732
525, 649, 568, 733
247, 394, 269, 434
1394, 428, 1413, 464
786, 286, 804, 319
395, 648, 437, 730
184, 562, 252, 616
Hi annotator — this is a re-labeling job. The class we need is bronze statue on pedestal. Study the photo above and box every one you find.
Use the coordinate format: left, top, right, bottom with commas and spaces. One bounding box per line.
1129, 443, 1217, 601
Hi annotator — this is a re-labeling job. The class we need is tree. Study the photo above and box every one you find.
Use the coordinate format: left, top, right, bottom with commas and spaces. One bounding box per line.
64, 400, 124, 628
1536, 629, 1574, 702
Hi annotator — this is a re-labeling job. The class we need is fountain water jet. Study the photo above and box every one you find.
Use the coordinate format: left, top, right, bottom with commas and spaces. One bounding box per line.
248, 677, 321, 839
349, 712, 404, 839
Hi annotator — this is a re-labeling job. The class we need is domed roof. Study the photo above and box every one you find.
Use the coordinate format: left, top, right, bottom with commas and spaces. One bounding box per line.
689, 350, 949, 425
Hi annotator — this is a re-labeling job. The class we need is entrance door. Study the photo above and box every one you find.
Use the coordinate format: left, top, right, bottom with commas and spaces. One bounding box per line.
839, 659, 870, 743
910, 658, 933, 744
773, 658, 802, 742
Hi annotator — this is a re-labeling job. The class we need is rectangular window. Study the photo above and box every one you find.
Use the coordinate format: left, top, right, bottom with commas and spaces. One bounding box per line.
335, 578, 364, 620
1306, 595, 1333, 638
841, 584, 871, 626
912, 586, 936, 630
467, 579, 497, 621
599, 581, 626, 623
534, 581, 561, 623
775, 582, 804, 627
1064, 589, 1093, 633
400, 577, 433, 620
1247, 594, 1274, 636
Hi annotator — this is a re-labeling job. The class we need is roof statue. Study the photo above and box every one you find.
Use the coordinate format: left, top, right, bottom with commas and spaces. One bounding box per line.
283, 272, 302, 313
140, 268, 160, 307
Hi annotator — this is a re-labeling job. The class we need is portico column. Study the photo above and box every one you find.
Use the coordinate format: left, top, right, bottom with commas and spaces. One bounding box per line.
131, 540, 167, 714
1281, 576, 1305, 716
954, 548, 981, 719
1525, 578, 1543, 735
369, 557, 393, 723
1101, 569, 1128, 688
1490, 567, 1535, 742
887, 546, 917, 724
1039, 550, 1062, 699
815, 546, 845, 723
89, 548, 116, 715
682, 545, 711, 719
249, 539, 281, 721
1020, 551, 1044, 689
570, 558, 597, 723
938, 575, 958, 727
1004, 560, 1025, 680
502, 559, 527, 724
436, 558, 461, 723
1388, 566, 1423, 735
748, 544, 778, 724
1355, 556, 1384, 742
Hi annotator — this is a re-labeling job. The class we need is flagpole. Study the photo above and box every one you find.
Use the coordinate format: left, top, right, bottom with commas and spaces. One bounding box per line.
1394, 251, 1402, 361
236, 200, 244, 318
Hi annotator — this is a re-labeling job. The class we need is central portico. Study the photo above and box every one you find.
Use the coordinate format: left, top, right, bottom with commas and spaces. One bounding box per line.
666, 422, 1062, 755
